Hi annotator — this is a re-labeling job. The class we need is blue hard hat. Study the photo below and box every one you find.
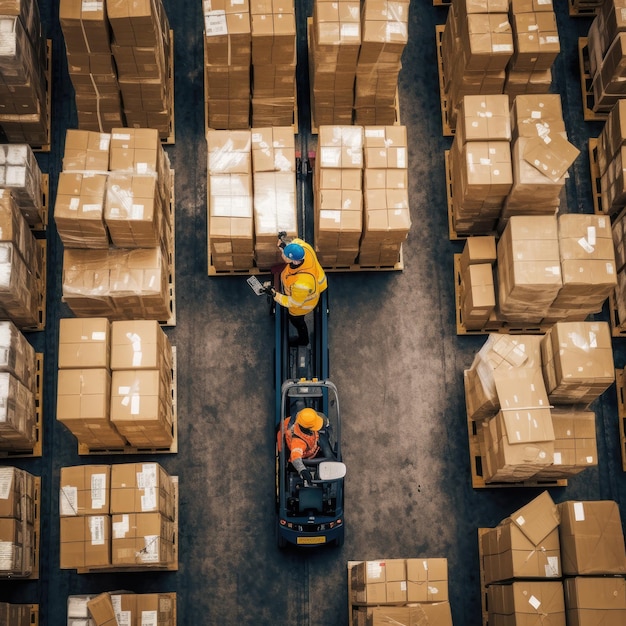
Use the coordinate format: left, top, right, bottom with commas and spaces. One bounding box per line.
283, 243, 305, 262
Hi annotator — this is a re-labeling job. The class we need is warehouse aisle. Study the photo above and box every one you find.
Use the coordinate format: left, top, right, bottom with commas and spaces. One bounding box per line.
1, 1, 626, 625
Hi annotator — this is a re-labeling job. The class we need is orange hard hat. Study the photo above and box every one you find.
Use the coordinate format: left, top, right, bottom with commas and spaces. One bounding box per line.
296, 408, 324, 431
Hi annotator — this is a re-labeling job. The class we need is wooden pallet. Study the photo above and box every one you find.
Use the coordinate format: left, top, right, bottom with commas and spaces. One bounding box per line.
30, 604, 39, 625
77, 476, 178, 573
0, 476, 41, 580
433, 0, 452, 5
162, 169, 176, 326
162, 30, 175, 144
15, 240, 47, 332
478, 528, 489, 626
569, 0, 601, 17
615, 368, 626, 471
324, 246, 404, 272
588, 138, 604, 215
454, 255, 550, 336
0, 353, 43, 458
436, 25, 454, 137
467, 414, 567, 488
579, 38, 608, 122
347, 561, 359, 623
31, 40, 52, 153
79, 347, 178, 455
608, 289, 626, 337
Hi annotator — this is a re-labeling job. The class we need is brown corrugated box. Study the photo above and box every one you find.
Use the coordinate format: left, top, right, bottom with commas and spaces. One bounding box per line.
111, 512, 174, 566
0, 242, 40, 328
0, 144, 44, 226
363, 126, 407, 169
351, 559, 407, 605
352, 603, 453, 626
487, 581, 565, 625
58, 318, 110, 369
405, 558, 448, 603
460, 236, 496, 275
0, 371, 36, 448
55, 172, 109, 249
56, 368, 112, 432
60, 515, 111, 569
534, 409, 597, 479
252, 171, 297, 245
455, 95, 511, 145
0, 467, 27, 520
510, 10, 560, 72
564, 577, 626, 625
0, 517, 24, 572
558, 500, 626, 575
318, 125, 364, 169
110, 462, 175, 520
59, 0, 112, 55
207, 130, 252, 174
110, 320, 171, 371
0, 319, 37, 392
86, 593, 124, 626
0, 189, 39, 275
251, 127, 295, 173
598, 100, 626, 175
59, 465, 110, 516
459, 13, 514, 72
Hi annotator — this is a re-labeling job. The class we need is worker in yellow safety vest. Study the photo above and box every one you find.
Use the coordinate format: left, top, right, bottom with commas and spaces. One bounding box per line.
268, 237, 327, 346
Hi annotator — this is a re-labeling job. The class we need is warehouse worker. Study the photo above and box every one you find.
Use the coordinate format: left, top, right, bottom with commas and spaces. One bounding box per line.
278, 407, 334, 484
266, 237, 327, 346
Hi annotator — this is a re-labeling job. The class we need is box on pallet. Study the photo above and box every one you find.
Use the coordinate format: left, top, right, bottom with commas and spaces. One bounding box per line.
540, 322, 614, 404
111, 511, 174, 566
60, 515, 111, 569
564, 577, 626, 625
110, 462, 175, 520
0, 319, 37, 392
558, 500, 626, 575
352, 602, 453, 626
110, 319, 171, 371
488, 581, 565, 625
0, 371, 36, 449
60, 465, 110, 517
58, 318, 110, 369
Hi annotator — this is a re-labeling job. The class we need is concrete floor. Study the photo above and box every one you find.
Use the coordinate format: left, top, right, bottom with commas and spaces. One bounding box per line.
1, 0, 626, 625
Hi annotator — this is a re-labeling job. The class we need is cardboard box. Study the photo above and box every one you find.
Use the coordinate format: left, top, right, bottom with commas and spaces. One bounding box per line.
207, 130, 252, 174
59, 465, 110, 516
0, 319, 36, 392
558, 500, 626, 575
60, 515, 111, 569
110, 320, 171, 371
405, 558, 448, 603
564, 577, 626, 625
110, 462, 174, 520
58, 318, 110, 369
456, 95, 511, 145
482, 523, 561, 584
111, 512, 174, 566
488, 581, 565, 625
56, 368, 111, 425
350, 559, 408, 605
352, 603, 453, 626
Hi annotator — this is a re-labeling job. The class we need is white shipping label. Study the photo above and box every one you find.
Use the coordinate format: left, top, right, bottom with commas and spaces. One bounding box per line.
131, 204, 145, 219
140, 535, 159, 562
546, 556, 559, 577
0, 541, 15, 569
396, 148, 406, 168
141, 464, 158, 487
528, 595, 541, 610
606, 262, 614, 274
132, 352, 143, 367
67, 597, 90, 617
428, 585, 439, 595
113, 514, 129, 538
69, 198, 80, 210
141, 487, 157, 511
89, 516, 105, 545
553, 452, 562, 464
400, 581, 407, 591
136, 163, 148, 174
0, 468, 13, 499
131, 395, 141, 415
142, 611, 158, 626
367, 561, 384, 580
577, 237, 594, 254
587, 226, 596, 245
365, 129, 385, 138
112, 133, 131, 141
82, 203, 101, 213
117, 611, 132, 626
515, 515, 526, 526
205, 11, 228, 36
81, 1, 103, 11
586, 456, 594, 463
111, 595, 122, 614
60, 486, 78, 516
91, 474, 106, 509
574, 502, 585, 521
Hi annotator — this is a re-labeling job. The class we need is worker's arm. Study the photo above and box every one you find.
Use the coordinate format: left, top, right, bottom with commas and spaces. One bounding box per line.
290, 443, 313, 483
274, 288, 308, 309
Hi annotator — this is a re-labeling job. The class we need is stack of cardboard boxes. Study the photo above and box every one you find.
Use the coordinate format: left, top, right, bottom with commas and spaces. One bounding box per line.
450, 94, 579, 237
57, 318, 174, 450
350, 559, 453, 625
466, 326, 611, 483
315, 125, 364, 265
587, 0, 626, 115
250, 0, 296, 127
251, 126, 297, 267
0, 143, 45, 226
599, 101, 626, 215
108, 0, 172, 137
314, 125, 409, 267
207, 129, 255, 270
442, 0, 513, 127
58, 129, 173, 321
360, 125, 410, 265
0, 603, 32, 625
60, 462, 176, 572
442, 0, 560, 128
483, 493, 626, 625
0, 467, 36, 578
0, 321, 37, 450
0, 188, 42, 330
355, 0, 408, 125
68, 592, 176, 626
505, 0, 560, 97
59, 0, 172, 138
310, 0, 361, 126
203, 0, 251, 130
59, 0, 123, 133
0, 0, 48, 145
450, 94, 512, 235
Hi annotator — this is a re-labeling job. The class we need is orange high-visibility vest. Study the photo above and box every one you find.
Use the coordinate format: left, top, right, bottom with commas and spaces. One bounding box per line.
277, 417, 319, 463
